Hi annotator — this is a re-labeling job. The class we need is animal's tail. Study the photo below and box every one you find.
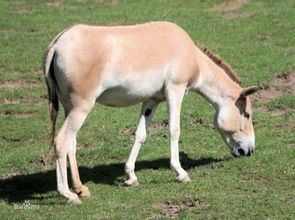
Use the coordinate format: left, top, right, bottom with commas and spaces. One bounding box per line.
43, 43, 59, 145
42, 27, 72, 146
42, 28, 72, 145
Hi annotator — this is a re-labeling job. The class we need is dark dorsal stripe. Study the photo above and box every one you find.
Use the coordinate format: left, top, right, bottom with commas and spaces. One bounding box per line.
195, 42, 241, 85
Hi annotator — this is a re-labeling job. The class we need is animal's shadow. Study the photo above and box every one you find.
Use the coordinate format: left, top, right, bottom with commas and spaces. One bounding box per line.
0, 152, 229, 203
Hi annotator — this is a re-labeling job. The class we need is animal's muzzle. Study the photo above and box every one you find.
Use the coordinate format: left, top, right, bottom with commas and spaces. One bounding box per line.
232, 147, 254, 157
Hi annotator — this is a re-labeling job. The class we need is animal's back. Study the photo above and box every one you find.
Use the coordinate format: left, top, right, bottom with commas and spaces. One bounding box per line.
51, 22, 198, 107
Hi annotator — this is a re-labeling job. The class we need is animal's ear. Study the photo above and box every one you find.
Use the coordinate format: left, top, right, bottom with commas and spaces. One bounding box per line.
240, 86, 261, 97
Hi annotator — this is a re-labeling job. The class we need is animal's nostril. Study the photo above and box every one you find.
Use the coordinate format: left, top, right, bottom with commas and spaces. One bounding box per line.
238, 148, 245, 156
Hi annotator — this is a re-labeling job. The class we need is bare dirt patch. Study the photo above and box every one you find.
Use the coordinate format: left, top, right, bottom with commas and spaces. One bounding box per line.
207, 0, 251, 11
0, 111, 39, 118
1, 171, 21, 180
1, 166, 21, 180
25, 28, 38, 35
107, 18, 132, 26
0, 29, 16, 34
150, 120, 169, 131
253, 88, 285, 103
0, 29, 37, 35
253, 71, 295, 103
270, 71, 295, 93
11, 8, 31, 14
97, 0, 119, 6
46, 0, 65, 7
120, 120, 169, 140
111, 0, 119, 6
12, 67, 42, 75
252, 70, 295, 115
120, 120, 169, 138
224, 12, 253, 19
30, 156, 53, 170
0, 97, 38, 104
0, 80, 41, 89
0, 136, 21, 143
255, 177, 269, 183
15, 112, 39, 118
275, 122, 295, 131
120, 127, 135, 139
155, 197, 202, 218
31, 68, 42, 74
256, 106, 286, 116
0, 136, 5, 143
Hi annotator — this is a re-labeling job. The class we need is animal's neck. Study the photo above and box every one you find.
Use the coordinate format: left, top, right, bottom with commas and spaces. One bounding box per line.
192, 52, 241, 111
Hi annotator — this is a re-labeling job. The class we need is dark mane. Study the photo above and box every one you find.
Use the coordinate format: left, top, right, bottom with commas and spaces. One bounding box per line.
195, 42, 241, 85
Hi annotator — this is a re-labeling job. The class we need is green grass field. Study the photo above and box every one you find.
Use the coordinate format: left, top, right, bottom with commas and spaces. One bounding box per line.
0, 0, 294, 219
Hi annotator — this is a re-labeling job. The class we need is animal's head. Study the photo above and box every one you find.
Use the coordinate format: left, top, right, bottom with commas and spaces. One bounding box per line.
215, 86, 260, 157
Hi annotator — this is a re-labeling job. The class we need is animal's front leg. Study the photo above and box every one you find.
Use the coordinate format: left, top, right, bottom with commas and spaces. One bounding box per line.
166, 84, 191, 183
125, 99, 158, 186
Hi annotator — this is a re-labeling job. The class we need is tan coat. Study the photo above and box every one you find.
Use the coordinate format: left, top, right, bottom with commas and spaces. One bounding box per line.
43, 22, 259, 203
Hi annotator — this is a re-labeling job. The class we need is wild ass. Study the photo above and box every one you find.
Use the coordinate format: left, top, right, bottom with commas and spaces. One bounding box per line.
43, 22, 259, 203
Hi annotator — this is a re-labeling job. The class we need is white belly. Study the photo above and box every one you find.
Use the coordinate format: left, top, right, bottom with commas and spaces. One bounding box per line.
96, 56, 175, 107
96, 80, 165, 107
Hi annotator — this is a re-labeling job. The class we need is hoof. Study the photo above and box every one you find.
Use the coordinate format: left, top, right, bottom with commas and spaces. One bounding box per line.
176, 174, 191, 183
67, 198, 81, 204
79, 190, 91, 198
124, 179, 139, 186
76, 185, 91, 198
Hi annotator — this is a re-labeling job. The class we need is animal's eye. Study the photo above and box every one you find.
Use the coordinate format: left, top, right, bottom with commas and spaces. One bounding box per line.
243, 111, 250, 119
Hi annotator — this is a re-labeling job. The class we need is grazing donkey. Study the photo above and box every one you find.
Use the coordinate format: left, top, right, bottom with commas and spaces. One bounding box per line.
43, 22, 259, 203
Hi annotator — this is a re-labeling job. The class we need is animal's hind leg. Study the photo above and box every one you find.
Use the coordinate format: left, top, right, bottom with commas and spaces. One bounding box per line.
125, 99, 159, 186
55, 99, 94, 203
68, 137, 90, 197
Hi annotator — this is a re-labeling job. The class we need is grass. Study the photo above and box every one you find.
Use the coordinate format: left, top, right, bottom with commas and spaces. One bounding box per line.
0, 0, 294, 219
